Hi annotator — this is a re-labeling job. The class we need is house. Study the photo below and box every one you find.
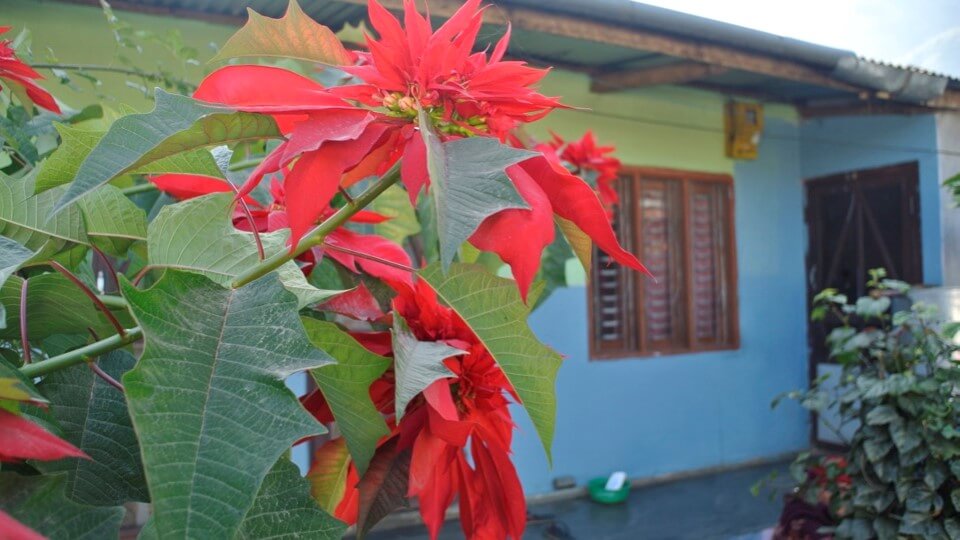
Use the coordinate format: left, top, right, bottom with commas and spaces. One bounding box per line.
5, 0, 959, 498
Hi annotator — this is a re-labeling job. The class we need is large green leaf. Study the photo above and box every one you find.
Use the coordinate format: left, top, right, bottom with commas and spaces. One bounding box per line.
419, 263, 562, 462
0, 172, 87, 250
120, 270, 334, 539
303, 318, 390, 475
147, 193, 340, 308
78, 185, 147, 256
419, 109, 534, 270
36, 123, 101, 193
392, 314, 463, 421
140, 458, 347, 540
35, 350, 148, 506
0, 473, 124, 539
0, 273, 131, 340
36, 123, 227, 194
237, 457, 347, 540
211, 0, 353, 65
54, 90, 280, 212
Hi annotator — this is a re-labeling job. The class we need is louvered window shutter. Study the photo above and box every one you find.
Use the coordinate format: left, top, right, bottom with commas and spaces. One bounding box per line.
589, 168, 738, 359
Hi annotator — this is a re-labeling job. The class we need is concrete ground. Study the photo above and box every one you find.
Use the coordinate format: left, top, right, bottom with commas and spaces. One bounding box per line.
367, 459, 794, 539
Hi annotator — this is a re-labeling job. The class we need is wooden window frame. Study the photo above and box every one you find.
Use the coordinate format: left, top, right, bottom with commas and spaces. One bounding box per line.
588, 166, 740, 360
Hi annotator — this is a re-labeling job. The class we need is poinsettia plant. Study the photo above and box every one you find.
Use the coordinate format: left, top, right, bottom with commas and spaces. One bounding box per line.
0, 1, 645, 539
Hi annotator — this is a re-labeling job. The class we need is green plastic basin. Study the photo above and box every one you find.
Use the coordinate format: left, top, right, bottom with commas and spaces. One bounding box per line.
587, 477, 630, 504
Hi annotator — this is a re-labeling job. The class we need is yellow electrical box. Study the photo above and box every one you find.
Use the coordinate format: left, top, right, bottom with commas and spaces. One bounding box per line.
724, 101, 763, 160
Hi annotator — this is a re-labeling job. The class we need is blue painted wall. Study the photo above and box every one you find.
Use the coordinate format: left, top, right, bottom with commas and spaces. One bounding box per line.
799, 114, 943, 285
510, 118, 811, 495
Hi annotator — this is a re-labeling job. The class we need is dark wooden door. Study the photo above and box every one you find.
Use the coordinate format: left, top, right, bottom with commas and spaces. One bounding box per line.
804, 161, 922, 445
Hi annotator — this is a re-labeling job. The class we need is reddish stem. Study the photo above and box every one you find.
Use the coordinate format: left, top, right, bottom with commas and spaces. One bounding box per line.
48, 261, 126, 337
229, 184, 265, 261
19, 278, 31, 365
85, 329, 124, 392
88, 361, 124, 392
322, 242, 417, 273
132, 265, 156, 286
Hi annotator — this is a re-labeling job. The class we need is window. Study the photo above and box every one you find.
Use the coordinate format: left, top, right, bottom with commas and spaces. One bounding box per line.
589, 167, 739, 359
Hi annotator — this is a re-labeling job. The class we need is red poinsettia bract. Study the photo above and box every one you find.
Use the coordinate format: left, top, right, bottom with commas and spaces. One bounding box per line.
149, 173, 413, 288
541, 130, 622, 208
0, 26, 60, 114
0, 409, 87, 462
307, 280, 525, 539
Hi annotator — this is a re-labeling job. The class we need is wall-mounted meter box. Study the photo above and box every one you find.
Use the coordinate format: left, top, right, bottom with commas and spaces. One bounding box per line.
724, 101, 763, 160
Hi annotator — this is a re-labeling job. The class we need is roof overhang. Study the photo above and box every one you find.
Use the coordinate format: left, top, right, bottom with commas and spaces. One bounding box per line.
59, 0, 960, 118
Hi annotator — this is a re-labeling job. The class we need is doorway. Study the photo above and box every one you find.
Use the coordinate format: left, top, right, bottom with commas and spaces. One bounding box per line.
803, 161, 923, 446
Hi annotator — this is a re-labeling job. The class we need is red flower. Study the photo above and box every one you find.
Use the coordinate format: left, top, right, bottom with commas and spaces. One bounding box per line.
541, 130, 621, 208
344, 0, 563, 139
0, 510, 45, 540
307, 280, 525, 539
0, 26, 60, 114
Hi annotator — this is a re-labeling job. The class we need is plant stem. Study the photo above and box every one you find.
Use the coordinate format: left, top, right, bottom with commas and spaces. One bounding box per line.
20, 327, 143, 378
97, 294, 128, 310
230, 163, 403, 289
120, 183, 158, 196
31, 63, 194, 90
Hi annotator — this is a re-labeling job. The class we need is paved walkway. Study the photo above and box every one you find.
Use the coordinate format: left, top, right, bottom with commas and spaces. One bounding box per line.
369, 459, 793, 539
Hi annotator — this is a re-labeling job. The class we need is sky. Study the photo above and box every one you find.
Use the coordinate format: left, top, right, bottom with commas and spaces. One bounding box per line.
637, 0, 960, 78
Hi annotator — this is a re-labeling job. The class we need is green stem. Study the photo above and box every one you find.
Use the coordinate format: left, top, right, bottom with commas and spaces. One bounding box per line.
97, 294, 128, 310
120, 183, 158, 196
20, 327, 143, 378
228, 158, 264, 171
230, 163, 403, 289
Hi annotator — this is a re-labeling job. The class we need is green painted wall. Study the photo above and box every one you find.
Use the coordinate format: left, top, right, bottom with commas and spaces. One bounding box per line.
1, 0, 235, 111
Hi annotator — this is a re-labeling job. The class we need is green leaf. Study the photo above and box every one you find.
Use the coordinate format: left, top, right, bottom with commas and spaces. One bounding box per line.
0, 356, 45, 404
856, 296, 891, 318
369, 183, 421, 245
147, 193, 340, 308
866, 404, 900, 425
54, 90, 280, 213
0, 274, 131, 340
237, 457, 347, 540
0, 236, 34, 294
392, 313, 463, 421
356, 437, 411, 539
211, 0, 354, 65
0, 115, 39, 164
140, 458, 347, 540
78, 185, 147, 256
120, 270, 333, 539
419, 109, 534, 270
35, 350, 148, 506
419, 263, 562, 462
303, 318, 391, 475
890, 420, 923, 454
0, 172, 87, 250
36, 124, 102, 193
0, 473, 124, 539
36, 123, 227, 194
946, 518, 960, 540
307, 437, 352, 514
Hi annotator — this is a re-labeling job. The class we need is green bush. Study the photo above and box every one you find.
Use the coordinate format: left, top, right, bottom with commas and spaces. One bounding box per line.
782, 269, 960, 539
